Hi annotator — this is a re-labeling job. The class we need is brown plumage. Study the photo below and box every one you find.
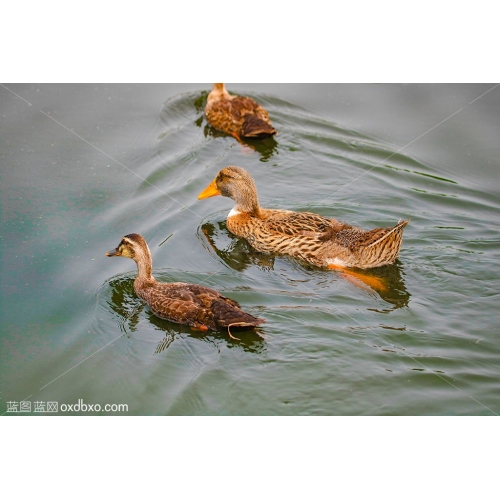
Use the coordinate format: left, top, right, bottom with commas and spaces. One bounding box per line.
106, 233, 264, 337
198, 166, 409, 270
205, 83, 277, 139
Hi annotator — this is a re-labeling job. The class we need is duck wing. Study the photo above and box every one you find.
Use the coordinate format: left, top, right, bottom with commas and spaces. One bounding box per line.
138, 282, 263, 330
137, 282, 211, 326
264, 211, 347, 236
184, 283, 264, 329
206, 96, 275, 137
241, 113, 276, 138
331, 220, 410, 250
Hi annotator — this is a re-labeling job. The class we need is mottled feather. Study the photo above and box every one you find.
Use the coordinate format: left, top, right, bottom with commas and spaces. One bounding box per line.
198, 166, 409, 269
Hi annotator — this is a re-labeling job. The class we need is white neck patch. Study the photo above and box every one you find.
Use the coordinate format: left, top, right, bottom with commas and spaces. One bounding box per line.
228, 207, 241, 217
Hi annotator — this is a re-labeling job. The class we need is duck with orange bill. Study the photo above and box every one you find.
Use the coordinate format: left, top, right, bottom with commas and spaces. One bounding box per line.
198, 166, 409, 291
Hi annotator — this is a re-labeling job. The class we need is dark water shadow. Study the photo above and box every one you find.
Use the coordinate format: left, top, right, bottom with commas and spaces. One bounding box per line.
351, 261, 411, 310
106, 275, 142, 334
146, 312, 266, 355
103, 274, 266, 354
198, 218, 411, 310
201, 124, 279, 162
197, 219, 276, 272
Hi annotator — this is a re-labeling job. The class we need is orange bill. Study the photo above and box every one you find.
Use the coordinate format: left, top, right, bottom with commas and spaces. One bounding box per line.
198, 179, 221, 200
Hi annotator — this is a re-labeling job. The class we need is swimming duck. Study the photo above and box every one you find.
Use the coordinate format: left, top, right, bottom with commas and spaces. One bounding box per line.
205, 83, 277, 140
106, 233, 264, 338
198, 166, 409, 270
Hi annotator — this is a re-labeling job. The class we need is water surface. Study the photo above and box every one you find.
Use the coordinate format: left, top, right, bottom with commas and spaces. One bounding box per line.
1, 83, 499, 415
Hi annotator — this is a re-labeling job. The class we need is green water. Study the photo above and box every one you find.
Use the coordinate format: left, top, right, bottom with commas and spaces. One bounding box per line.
1, 83, 499, 415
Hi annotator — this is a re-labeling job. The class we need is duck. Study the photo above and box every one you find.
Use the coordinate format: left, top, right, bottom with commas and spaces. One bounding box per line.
106, 233, 264, 339
205, 83, 277, 140
198, 166, 409, 272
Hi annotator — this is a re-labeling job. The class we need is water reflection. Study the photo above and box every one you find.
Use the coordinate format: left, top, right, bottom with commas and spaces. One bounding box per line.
193, 90, 209, 114
198, 219, 276, 272
103, 275, 266, 354
147, 312, 266, 354
355, 261, 411, 310
106, 275, 142, 333
199, 219, 411, 309
203, 125, 278, 162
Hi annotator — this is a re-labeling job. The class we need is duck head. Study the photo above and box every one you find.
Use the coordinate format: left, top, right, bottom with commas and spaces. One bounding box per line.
106, 233, 153, 277
198, 166, 261, 216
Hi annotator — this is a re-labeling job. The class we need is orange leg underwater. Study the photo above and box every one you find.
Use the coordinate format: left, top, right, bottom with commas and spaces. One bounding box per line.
231, 132, 254, 155
190, 323, 209, 332
327, 264, 388, 293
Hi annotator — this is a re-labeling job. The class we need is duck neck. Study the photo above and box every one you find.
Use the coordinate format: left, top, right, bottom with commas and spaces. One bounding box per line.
208, 84, 231, 104
136, 259, 153, 280
236, 190, 261, 217
134, 247, 153, 280
237, 198, 260, 217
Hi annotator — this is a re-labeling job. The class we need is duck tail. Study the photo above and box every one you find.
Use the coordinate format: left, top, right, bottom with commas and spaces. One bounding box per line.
241, 114, 277, 138
355, 219, 410, 267
325, 219, 409, 268
366, 219, 410, 249
211, 299, 265, 330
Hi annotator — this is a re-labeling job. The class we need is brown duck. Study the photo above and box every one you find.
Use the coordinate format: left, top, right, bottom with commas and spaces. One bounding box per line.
198, 166, 409, 274
106, 233, 264, 338
205, 83, 277, 140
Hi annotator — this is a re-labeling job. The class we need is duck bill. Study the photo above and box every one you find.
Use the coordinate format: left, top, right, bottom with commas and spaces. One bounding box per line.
198, 179, 220, 199
105, 247, 120, 257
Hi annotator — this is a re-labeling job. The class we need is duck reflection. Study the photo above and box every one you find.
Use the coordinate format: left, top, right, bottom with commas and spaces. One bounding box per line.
198, 220, 277, 272
105, 275, 266, 354
344, 260, 411, 309
202, 124, 279, 162
199, 220, 411, 309
106, 275, 142, 334
147, 312, 266, 354
193, 91, 209, 114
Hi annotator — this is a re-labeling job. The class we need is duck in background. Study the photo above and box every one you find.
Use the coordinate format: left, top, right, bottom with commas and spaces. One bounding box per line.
205, 83, 277, 140
106, 233, 264, 339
